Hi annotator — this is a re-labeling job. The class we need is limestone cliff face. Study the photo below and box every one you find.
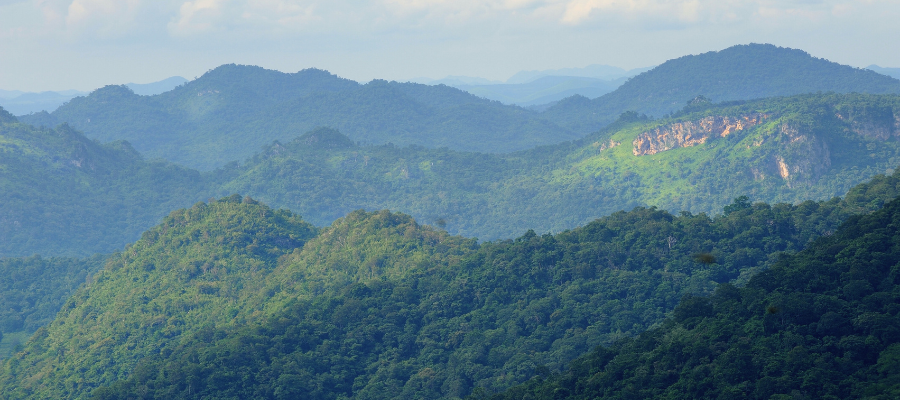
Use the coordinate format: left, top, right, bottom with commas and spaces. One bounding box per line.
835, 108, 899, 141
753, 124, 831, 188
632, 114, 768, 156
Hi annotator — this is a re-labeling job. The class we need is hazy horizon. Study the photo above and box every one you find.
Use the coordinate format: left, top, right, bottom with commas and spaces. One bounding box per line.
2, 1, 898, 92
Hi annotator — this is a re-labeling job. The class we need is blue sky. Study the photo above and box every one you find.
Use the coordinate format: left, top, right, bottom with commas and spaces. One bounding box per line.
1, 0, 898, 91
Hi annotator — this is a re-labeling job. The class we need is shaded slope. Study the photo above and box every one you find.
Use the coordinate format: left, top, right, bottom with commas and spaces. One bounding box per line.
541, 44, 900, 133
487, 195, 900, 400
20, 65, 577, 170
0, 255, 107, 357
0, 111, 208, 257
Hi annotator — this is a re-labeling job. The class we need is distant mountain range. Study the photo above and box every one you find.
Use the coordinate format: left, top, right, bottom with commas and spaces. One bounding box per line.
20, 44, 900, 171
0, 77, 187, 115
416, 64, 652, 106
868, 64, 900, 80
540, 43, 900, 133
453, 76, 626, 107
20, 67, 582, 169
5, 90, 900, 256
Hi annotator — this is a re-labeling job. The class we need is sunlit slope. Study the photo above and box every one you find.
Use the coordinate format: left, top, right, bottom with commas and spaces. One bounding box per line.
20, 65, 578, 170
0, 107, 207, 257
0, 196, 319, 398
540, 44, 900, 133
566, 93, 900, 213
218, 93, 900, 240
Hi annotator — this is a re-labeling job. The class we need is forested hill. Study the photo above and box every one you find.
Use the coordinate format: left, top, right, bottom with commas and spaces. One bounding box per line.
4, 179, 900, 399
218, 93, 900, 240
541, 44, 900, 133
0, 110, 208, 257
19, 65, 579, 170
487, 193, 900, 400
5, 93, 900, 257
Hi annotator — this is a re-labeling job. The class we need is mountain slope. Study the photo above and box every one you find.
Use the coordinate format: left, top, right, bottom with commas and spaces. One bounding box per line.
0, 196, 319, 398
218, 93, 900, 240
541, 44, 900, 133
6, 173, 900, 398
5, 92, 900, 256
0, 109, 208, 257
488, 194, 900, 400
19, 65, 578, 170
0, 255, 107, 357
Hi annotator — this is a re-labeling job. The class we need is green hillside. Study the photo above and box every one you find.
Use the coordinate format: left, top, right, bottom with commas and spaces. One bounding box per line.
487, 193, 900, 400
19, 65, 579, 170
4, 170, 900, 398
0, 255, 107, 358
0, 110, 208, 257
5, 92, 900, 256
0, 196, 320, 398
540, 44, 900, 133
219, 93, 900, 240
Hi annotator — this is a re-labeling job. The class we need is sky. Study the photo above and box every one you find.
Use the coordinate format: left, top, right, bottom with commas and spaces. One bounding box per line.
0, 0, 898, 92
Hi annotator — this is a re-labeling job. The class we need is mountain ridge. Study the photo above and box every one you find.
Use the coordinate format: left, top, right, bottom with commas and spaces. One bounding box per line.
20, 65, 579, 170
540, 43, 900, 133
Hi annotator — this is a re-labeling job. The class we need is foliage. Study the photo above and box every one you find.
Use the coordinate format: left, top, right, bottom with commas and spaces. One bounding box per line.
0, 117, 209, 257
484, 195, 900, 400
6, 92, 900, 256
0, 196, 318, 398
2, 169, 898, 398
0, 255, 106, 356
218, 93, 900, 240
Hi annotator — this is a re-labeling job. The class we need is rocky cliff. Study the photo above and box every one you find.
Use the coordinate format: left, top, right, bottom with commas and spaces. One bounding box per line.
768, 123, 832, 188
834, 107, 899, 141
632, 114, 769, 156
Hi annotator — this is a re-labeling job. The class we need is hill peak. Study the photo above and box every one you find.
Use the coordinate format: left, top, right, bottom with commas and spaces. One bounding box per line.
0, 106, 16, 124
293, 127, 356, 149
540, 43, 900, 133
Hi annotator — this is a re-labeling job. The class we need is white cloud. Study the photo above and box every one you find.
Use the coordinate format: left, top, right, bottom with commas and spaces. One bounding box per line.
168, 0, 227, 35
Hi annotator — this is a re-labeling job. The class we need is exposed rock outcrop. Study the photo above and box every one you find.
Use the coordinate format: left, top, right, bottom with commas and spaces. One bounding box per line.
632, 114, 768, 156
592, 139, 620, 152
835, 107, 899, 141
765, 124, 831, 187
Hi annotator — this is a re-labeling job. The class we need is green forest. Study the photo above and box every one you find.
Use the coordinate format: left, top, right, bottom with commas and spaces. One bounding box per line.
0, 166, 899, 398
484, 192, 900, 400
2, 43, 900, 399
5, 91, 900, 257
219, 92, 900, 239
0, 115, 208, 257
